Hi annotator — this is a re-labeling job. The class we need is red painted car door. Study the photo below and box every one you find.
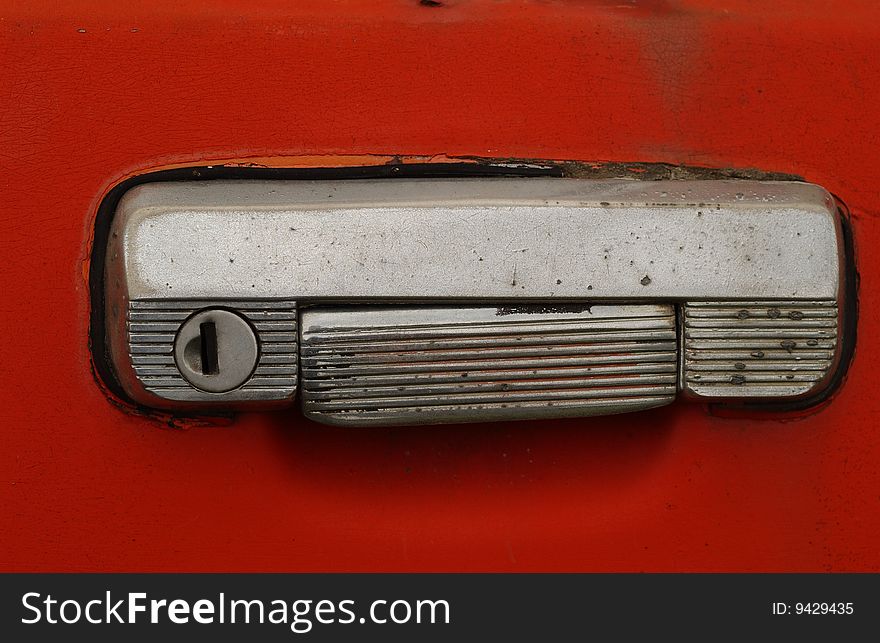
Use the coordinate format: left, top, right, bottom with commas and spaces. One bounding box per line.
1, 0, 878, 571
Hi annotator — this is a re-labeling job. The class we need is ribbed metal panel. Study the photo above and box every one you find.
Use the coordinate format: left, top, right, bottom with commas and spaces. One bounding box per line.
682, 300, 838, 399
128, 299, 298, 402
300, 305, 677, 426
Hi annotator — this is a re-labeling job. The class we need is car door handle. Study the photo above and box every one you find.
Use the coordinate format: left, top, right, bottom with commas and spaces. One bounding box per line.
101, 177, 848, 425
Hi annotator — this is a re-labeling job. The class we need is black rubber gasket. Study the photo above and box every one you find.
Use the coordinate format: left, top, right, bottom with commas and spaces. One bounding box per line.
88, 161, 857, 416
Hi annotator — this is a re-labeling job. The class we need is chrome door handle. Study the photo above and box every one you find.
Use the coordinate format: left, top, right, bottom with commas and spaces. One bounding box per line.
102, 177, 848, 425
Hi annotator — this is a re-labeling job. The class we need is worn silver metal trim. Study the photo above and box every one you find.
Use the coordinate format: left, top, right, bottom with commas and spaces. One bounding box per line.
300, 305, 677, 426
103, 177, 846, 415
109, 178, 841, 302
680, 300, 839, 399
114, 299, 298, 408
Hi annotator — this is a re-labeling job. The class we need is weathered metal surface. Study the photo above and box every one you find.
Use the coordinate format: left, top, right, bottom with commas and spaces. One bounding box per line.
681, 301, 839, 399
106, 177, 844, 413
110, 178, 841, 301
301, 305, 677, 426
123, 300, 298, 407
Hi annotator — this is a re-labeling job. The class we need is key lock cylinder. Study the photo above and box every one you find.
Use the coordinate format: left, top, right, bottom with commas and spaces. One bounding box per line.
102, 177, 851, 425
174, 308, 258, 393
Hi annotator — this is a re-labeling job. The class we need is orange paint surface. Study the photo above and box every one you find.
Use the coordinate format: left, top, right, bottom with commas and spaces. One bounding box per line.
1, 0, 879, 571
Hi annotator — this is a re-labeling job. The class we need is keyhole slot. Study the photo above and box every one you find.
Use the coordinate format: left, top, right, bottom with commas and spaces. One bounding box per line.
200, 321, 219, 375
174, 308, 259, 393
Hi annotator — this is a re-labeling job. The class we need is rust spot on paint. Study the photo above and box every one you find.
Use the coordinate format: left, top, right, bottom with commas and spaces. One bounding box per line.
553, 160, 802, 183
